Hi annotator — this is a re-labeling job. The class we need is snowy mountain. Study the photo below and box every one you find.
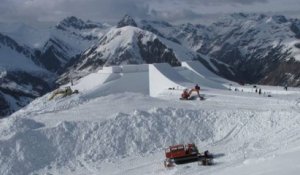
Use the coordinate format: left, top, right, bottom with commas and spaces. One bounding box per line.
1, 13, 300, 117
1, 12, 300, 174
0, 16, 111, 117
58, 16, 213, 83
203, 13, 300, 85
117, 14, 138, 28
0, 33, 53, 118
1, 61, 300, 174
73, 26, 184, 68
0, 22, 50, 48
36, 16, 110, 73
57, 27, 179, 83
139, 13, 300, 85
1, 13, 299, 85
138, 20, 236, 80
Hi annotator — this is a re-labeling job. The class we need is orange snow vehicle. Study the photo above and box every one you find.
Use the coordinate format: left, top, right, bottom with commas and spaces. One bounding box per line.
164, 143, 213, 167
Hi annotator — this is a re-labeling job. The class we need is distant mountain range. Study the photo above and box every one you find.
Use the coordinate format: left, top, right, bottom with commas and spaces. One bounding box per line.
1, 13, 300, 117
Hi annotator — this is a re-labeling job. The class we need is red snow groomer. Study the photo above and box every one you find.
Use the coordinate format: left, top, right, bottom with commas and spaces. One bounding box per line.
164, 143, 213, 167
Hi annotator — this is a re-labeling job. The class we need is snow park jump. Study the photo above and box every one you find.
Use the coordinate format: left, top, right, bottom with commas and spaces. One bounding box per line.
2, 9, 300, 175
2, 61, 300, 175
149, 63, 193, 97
71, 62, 212, 99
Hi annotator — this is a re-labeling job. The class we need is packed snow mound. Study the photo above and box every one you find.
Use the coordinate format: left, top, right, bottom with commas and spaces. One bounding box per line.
73, 72, 120, 91
13, 91, 87, 117
0, 117, 44, 139
1, 106, 300, 174
13, 70, 147, 117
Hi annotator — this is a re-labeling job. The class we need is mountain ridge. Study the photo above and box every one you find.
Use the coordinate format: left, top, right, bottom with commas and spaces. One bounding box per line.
1, 13, 300, 117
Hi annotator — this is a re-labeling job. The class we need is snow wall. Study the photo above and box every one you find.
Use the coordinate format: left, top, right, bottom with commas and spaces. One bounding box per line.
98, 64, 149, 74
92, 62, 229, 97
121, 64, 148, 73
95, 63, 195, 97
98, 66, 122, 73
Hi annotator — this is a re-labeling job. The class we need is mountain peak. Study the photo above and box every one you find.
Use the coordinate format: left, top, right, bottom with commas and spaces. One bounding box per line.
59, 16, 85, 27
117, 15, 137, 28
271, 15, 288, 24
57, 16, 101, 30
228, 13, 268, 21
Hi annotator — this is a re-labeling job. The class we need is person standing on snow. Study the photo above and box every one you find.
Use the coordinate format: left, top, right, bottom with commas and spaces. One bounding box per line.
195, 84, 201, 98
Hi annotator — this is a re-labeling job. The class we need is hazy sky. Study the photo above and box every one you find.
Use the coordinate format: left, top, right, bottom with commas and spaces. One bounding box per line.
0, 0, 299, 25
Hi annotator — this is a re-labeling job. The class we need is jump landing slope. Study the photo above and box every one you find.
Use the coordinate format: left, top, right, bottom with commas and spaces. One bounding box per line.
181, 61, 233, 84
149, 63, 193, 97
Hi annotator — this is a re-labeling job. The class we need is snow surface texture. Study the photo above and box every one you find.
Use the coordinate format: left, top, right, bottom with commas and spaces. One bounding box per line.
2, 90, 300, 175
1, 62, 300, 175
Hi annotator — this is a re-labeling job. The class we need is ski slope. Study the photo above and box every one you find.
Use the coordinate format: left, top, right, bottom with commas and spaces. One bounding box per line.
1, 62, 300, 175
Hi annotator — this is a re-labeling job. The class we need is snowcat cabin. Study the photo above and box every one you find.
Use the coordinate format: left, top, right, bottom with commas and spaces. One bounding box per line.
165, 144, 199, 159
186, 143, 199, 155
165, 144, 186, 159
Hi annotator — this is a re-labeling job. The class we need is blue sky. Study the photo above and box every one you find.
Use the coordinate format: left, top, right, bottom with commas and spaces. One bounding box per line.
0, 0, 299, 25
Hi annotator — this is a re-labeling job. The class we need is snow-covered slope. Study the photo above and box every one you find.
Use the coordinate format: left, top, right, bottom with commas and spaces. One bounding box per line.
2, 71, 300, 175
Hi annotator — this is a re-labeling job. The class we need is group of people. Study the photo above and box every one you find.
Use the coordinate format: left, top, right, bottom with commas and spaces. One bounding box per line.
181, 84, 201, 100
